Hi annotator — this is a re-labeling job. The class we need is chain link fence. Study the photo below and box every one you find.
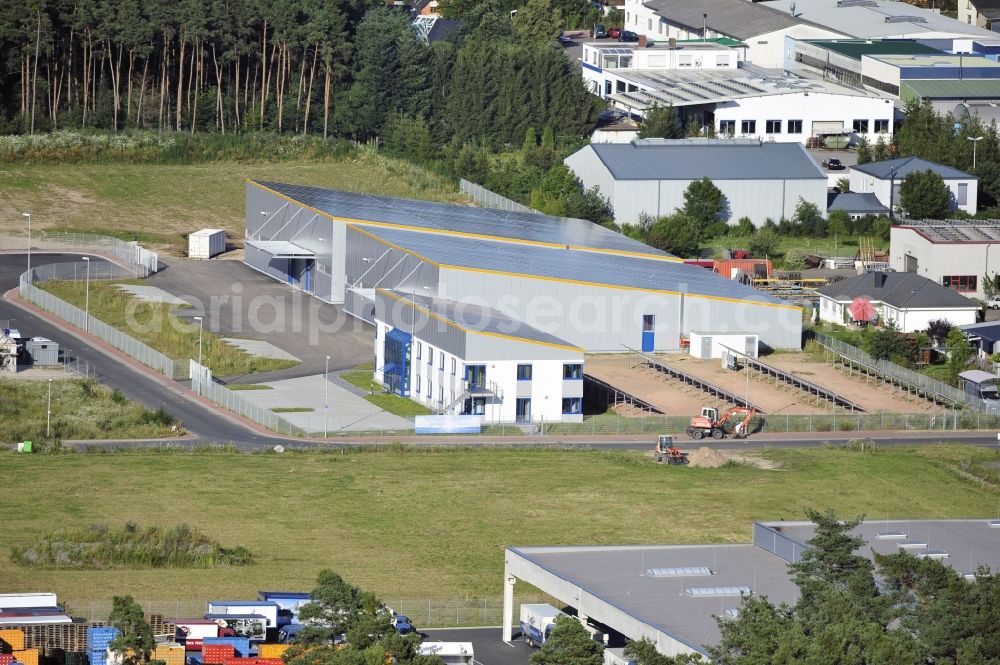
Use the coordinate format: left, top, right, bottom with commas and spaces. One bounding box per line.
62, 596, 545, 628
459, 179, 540, 214
0, 231, 157, 277
191, 361, 305, 436
20, 268, 176, 378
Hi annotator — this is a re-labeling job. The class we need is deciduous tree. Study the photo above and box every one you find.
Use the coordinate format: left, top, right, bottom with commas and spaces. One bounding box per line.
899, 170, 951, 219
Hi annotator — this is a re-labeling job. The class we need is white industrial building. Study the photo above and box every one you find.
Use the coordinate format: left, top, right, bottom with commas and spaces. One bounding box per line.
373, 289, 584, 422
564, 138, 827, 225
503, 518, 1000, 659
816, 271, 977, 332
243, 182, 802, 420
891, 218, 1000, 299
760, 0, 997, 42
851, 157, 979, 216
959, 0, 1000, 30
589, 59, 893, 145
622, 0, 844, 68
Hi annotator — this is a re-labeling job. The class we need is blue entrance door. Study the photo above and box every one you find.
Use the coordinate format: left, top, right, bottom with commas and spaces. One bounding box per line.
304, 260, 312, 292
641, 314, 655, 352
286, 259, 295, 285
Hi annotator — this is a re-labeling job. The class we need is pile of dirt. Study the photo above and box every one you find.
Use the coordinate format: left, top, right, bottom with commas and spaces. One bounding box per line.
686, 446, 731, 468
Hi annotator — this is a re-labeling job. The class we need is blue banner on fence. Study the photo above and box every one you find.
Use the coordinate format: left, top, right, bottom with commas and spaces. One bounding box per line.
414, 415, 482, 434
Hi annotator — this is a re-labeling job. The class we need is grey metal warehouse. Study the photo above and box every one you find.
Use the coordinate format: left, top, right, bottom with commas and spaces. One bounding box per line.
564, 138, 828, 226
243, 180, 802, 352
502, 518, 1000, 658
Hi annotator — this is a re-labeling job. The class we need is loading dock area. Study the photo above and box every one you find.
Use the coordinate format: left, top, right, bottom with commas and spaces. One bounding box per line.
503, 519, 1000, 659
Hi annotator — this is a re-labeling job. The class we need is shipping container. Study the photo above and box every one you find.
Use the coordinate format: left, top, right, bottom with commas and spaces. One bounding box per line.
0, 596, 57, 612
255, 594, 310, 626
713, 259, 772, 282
188, 229, 226, 259
25, 338, 59, 366
688, 331, 760, 360
202, 638, 251, 657
206, 604, 278, 630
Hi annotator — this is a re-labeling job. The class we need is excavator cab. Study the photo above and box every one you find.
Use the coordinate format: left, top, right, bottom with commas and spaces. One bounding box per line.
701, 407, 718, 421
653, 435, 688, 464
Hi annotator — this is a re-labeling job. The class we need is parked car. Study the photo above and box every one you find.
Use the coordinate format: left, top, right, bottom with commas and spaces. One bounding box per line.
618, 30, 639, 42
822, 158, 845, 170
393, 615, 414, 635
989, 295, 1000, 310
592, 24, 607, 38
608, 26, 621, 38
557, 32, 573, 45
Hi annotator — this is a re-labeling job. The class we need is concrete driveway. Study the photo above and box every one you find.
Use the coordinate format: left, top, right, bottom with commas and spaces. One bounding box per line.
146, 258, 372, 381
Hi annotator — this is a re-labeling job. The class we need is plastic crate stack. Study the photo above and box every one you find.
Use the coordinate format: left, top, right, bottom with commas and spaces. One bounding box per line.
0, 628, 37, 665
201, 644, 235, 665
86, 627, 121, 665
255, 646, 288, 660
201, 639, 250, 658
154, 644, 186, 665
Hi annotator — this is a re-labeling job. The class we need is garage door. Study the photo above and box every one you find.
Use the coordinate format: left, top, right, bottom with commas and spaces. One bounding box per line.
812, 121, 845, 135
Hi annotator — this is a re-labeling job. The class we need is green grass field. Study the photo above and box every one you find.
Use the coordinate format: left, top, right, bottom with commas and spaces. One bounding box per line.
0, 445, 996, 604
0, 153, 464, 253
340, 363, 432, 417
37, 280, 296, 377
702, 234, 888, 259
0, 378, 177, 443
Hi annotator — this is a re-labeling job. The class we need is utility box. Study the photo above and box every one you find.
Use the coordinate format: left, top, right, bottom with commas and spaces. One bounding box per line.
188, 229, 226, 259
25, 338, 59, 366
689, 332, 759, 360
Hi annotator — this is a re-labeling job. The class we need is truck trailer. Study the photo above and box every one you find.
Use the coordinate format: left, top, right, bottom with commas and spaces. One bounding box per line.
519, 604, 564, 647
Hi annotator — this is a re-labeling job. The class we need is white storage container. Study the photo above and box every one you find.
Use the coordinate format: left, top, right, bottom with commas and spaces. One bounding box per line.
188, 229, 226, 259
689, 332, 759, 360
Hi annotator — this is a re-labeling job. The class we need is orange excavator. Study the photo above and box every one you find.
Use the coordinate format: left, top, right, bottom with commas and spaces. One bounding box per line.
687, 406, 759, 440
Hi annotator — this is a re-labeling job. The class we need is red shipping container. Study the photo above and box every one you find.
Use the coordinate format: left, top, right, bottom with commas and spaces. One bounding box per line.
713, 259, 772, 280
255, 659, 283, 665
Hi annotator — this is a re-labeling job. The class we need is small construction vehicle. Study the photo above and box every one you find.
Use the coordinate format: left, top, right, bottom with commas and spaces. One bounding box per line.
687, 406, 758, 440
653, 435, 688, 465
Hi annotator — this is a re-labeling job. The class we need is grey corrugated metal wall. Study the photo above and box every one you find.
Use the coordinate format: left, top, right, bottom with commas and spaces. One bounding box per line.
376, 289, 467, 359
245, 184, 345, 302
345, 228, 439, 294
439, 267, 801, 351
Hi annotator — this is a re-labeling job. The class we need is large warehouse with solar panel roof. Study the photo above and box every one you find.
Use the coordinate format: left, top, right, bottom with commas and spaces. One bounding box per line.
244, 180, 801, 420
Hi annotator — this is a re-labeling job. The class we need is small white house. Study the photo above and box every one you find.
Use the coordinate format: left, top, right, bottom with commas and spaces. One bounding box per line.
373, 289, 584, 423
850, 157, 979, 216
817, 271, 978, 333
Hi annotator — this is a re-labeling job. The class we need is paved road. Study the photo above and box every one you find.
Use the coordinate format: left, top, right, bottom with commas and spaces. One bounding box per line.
5, 254, 1000, 451
423, 628, 532, 665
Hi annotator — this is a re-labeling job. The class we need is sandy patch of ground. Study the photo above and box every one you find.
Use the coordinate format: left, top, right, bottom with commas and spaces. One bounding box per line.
5, 367, 77, 381
650, 446, 779, 469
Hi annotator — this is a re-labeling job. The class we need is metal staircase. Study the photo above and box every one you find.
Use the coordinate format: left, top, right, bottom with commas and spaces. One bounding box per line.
434, 380, 503, 415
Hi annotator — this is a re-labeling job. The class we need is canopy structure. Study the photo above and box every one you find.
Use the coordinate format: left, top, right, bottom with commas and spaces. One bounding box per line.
245, 240, 315, 259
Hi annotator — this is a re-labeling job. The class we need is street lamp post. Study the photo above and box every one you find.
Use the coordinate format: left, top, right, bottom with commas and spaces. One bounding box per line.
46, 378, 52, 438
21, 213, 31, 279
969, 135, 984, 170
81, 257, 90, 332
325, 355, 331, 438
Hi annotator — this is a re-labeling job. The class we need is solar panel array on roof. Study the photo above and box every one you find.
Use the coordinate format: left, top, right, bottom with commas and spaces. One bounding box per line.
254, 181, 668, 258
360, 225, 790, 305
685, 586, 751, 597
646, 566, 713, 577
900, 218, 1000, 242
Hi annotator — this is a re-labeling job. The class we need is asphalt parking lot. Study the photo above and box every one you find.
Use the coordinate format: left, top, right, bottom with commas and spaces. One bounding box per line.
423, 628, 533, 665
147, 258, 372, 380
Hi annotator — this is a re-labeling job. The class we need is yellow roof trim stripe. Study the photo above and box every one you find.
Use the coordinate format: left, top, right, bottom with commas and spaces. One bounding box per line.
437, 264, 802, 312
377, 289, 584, 353
248, 180, 681, 263
249, 180, 799, 312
